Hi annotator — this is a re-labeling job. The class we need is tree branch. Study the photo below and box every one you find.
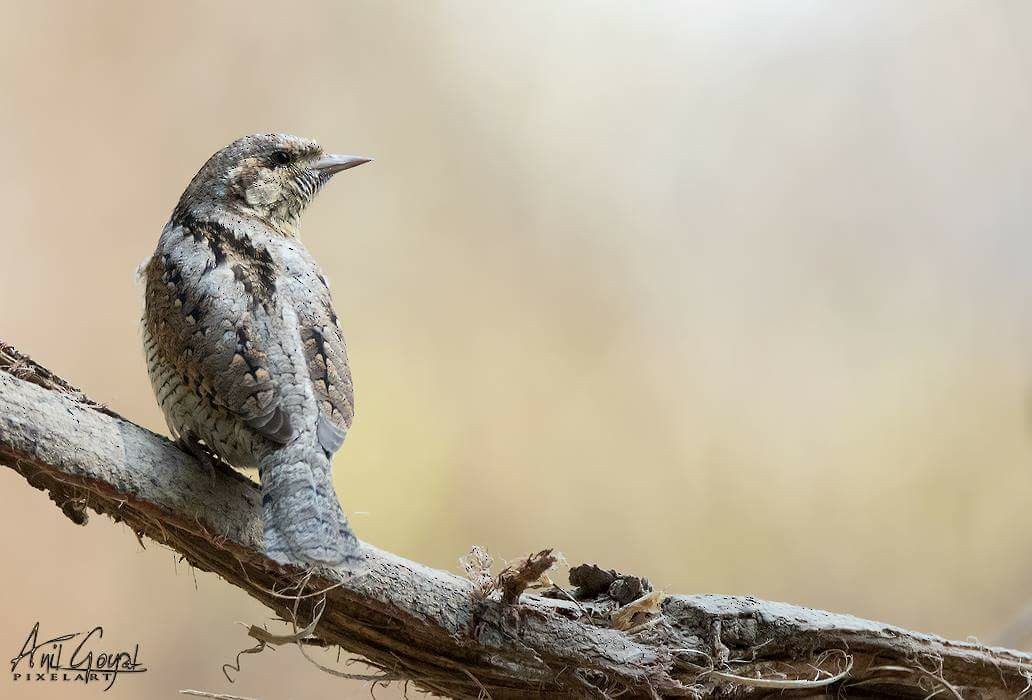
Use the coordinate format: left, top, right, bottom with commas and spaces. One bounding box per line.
0, 340, 1029, 698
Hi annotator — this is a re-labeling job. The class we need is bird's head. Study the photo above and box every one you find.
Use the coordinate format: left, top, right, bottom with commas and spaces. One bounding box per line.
175, 133, 371, 235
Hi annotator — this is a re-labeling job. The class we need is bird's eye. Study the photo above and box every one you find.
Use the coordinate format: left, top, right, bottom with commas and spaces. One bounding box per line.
271, 150, 291, 166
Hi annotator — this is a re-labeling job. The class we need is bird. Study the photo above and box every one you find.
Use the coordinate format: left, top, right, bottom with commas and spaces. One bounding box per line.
140, 133, 371, 573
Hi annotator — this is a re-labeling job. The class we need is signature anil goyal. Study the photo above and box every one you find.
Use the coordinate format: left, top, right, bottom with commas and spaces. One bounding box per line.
10, 622, 147, 691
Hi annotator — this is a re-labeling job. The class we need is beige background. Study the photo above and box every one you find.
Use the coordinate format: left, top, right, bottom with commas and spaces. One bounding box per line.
2, 1, 1032, 697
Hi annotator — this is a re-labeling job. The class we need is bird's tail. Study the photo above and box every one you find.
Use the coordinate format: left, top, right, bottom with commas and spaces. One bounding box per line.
258, 444, 365, 574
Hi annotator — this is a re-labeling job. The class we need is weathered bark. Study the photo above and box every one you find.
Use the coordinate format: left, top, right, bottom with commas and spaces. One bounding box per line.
0, 341, 1029, 699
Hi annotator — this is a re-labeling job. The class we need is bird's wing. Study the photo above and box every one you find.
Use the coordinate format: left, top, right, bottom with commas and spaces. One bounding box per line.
144, 220, 294, 444
294, 274, 354, 456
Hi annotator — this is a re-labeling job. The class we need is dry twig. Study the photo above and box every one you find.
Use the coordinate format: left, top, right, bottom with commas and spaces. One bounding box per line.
1, 340, 1031, 698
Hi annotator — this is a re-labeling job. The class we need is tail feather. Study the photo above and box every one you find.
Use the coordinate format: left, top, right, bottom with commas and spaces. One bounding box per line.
259, 445, 364, 573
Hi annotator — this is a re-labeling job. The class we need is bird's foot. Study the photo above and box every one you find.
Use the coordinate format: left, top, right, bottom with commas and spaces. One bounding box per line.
175, 434, 228, 484
264, 540, 369, 580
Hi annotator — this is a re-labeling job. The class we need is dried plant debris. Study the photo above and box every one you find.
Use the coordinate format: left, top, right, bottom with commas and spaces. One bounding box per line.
611, 590, 664, 631
0, 340, 122, 418
708, 650, 854, 692
568, 563, 652, 604
497, 549, 556, 605
568, 563, 617, 597
461, 547, 560, 607
563, 563, 667, 632
459, 545, 495, 603
60, 498, 89, 525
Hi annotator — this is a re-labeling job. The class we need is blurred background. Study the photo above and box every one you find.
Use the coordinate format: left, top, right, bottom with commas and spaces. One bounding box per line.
2, 0, 1032, 697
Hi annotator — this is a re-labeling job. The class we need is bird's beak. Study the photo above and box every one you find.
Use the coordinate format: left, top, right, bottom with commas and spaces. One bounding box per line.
312, 154, 373, 178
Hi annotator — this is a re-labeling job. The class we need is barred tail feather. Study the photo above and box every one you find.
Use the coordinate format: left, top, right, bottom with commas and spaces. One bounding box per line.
259, 445, 364, 573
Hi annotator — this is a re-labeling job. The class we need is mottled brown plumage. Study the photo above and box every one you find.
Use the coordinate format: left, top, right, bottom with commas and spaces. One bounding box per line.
141, 133, 370, 570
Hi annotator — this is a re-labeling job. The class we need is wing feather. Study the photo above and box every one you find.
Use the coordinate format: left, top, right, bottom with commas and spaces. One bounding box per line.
144, 221, 293, 445
298, 278, 354, 455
